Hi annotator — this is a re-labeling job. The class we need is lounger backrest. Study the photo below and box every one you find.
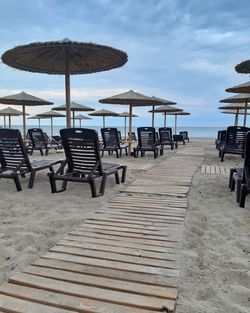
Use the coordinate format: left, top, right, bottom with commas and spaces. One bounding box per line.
0, 129, 31, 172
101, 128, 120, 148
180, 131, 188, 139
117, 131, 122, 141
28, 128, 47, 149
225, 126, 250, 150
60, 128, 102, 176
159, 127, 172, 143
220, 130, 227, 143
128, 132, 137, 141
137, 127, 156, 148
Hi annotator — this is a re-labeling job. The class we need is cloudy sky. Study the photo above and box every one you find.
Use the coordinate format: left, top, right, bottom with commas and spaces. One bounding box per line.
1, 0, 250, 127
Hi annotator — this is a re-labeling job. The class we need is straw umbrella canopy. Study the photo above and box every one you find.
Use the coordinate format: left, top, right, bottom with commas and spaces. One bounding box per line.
225, 81, 250, 93
119, 111, 138, 139
218, 103, 250, 126
99, 90, 164, 155
0, 91, 53, 137
36, 110, 65, 137
150, 96, 176, 127
1, 38, 128, 128
219, 94, 250, 127
52, 102, 94, 127
88, 109, 119, 128
163, 111, 191, 134
72, 114, 92, 127
149, 105, 182, 128
0, 106, 28, 128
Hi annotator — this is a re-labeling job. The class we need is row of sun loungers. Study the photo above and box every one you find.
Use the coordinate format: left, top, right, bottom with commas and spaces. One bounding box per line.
215, 126, 250, 207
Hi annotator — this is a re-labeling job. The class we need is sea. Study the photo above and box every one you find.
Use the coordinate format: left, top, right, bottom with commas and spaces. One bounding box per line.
8, 125, 223, 138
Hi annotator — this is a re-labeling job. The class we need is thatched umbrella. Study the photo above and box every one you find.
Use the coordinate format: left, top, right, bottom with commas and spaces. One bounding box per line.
99, 90, 164, 155
52, 102, 94, 127
119, 111, 138, 139
218, 103, 250, 126
0, 106, 28, 128
27, 114, 42, 128
36, 110, 65, 137
219, 94, 250, 126
1, 38, 127, 128
226, 81, 250, 93
0, 91, 53, 137
163, 111, 190, 134
149, 105, 182, 128
73, 114, 92, 127
88, 109, 119, 128
150, 96, 176, 127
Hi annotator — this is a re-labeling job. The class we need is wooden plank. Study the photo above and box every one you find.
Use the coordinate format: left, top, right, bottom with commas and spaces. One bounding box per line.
50, 245, 178, 269
24, 266, 178, 299
72, 229, 178, 246
200, 165, 205, 173
100, 210, 186, 220
121, 186, 189, 196
63, 234, 177, 254
34, 258, 178, 287
215, 166, 220, 175
42, 252, 180, 277
9, 273, 176, 311
0, 293, 74, 313
0, 283, 160, 313
210, 165, 215, 175
58, 239, 178, 261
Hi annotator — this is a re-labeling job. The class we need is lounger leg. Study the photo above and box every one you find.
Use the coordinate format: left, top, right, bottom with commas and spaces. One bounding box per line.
13, 175, 22, 191
116, 150, 119, 158
99, 174, 107, 196
89, 179, 97, 197
236, 179, 241, 202
40, 148, 43, 156
121, 166, 127, 183
115, 171, 120, 184
45, 148, 49, 156
239, 186, 246, 208
48, 173, 57, 193
28, 171, 36, 188
125, 147, 128, 156
229, 169, 235, 189
220, 151, 225, 162
230, 177, 236, 191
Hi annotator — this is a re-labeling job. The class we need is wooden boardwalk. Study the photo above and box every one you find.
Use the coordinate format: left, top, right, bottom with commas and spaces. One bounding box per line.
0, 145, 204, 313
200, 165, 230, 175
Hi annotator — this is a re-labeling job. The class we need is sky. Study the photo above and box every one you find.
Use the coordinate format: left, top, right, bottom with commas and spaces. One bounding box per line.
1, 0, 250, 128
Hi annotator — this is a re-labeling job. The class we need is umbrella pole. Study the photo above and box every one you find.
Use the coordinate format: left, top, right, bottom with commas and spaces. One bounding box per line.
175, 115, 177, 135
124, 116, 127, 140
80, 119, 82, 128
4, 116, 6, 128
8, 115, 11, 128
38, 118, 41, 128
51, 117, 53, 138
244, 100, 247, 127
152, 105, 155, 128
22, 105, 26, 138
128, 104, 133, 156
235, 110, 239, 127
73, 111, 75, 128
164, 113, 166, 127
65, 47, 71, 128
103, 116, 105, 128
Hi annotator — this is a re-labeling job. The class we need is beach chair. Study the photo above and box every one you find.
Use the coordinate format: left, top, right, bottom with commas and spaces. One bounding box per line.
133, 127, 161, 158
28, 128, 60, 156
180, 131, 189, 143
230, 131, 250, 207
158, 127, 175, 150
173, 134, 185, 146
48, 128, 127, 197
220, 126, 250, 162
100, 128, 128, 158
127, 132, 137, 142
0, 129, 61, 191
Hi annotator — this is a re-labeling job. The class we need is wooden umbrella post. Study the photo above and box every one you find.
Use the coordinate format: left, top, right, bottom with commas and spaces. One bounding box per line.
235, 109, 239, 126
8, 115, 11, 128
124, 116, 127, 140
73, 111, 75, 128
244, 100, 247, 127
80, 119, 82, 128
103, 116, 105, 128
22, 104, 26, 138
164, 112, 166, 127
175, 114, 177, 135
3, 116, 6, 128
38, 118, 41, 128
51, 117, 53, 138
65, 47, 71, 128
152, 105, 155, 127
128, 104, 133, 156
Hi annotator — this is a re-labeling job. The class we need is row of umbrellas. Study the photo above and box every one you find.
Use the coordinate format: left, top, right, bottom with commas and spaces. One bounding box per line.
0, 39, 191, 155
218, 59, 250, 125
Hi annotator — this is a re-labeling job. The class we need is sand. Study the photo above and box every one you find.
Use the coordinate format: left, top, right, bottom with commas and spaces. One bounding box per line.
0, 138, 249, 312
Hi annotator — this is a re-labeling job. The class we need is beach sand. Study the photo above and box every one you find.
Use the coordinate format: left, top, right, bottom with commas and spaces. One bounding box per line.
0, 139, 249, 312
